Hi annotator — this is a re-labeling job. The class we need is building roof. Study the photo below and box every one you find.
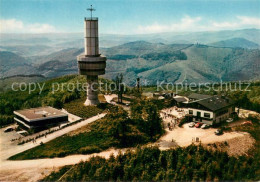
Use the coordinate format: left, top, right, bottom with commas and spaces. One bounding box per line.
188, 93, 212, 100
173, 97, 187, 103
196, 96, 233, 111
14, 106, 68, 122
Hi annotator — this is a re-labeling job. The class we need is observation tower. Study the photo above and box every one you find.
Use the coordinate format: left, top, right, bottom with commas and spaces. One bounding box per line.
77, 5, 106, 105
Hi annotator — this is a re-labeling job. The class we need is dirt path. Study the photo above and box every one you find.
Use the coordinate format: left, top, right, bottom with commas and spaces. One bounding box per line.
0, 148, 124, 182
104, 94, 117, 103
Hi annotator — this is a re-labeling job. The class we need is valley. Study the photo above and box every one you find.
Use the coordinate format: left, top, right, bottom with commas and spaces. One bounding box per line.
1, 30, 260, 87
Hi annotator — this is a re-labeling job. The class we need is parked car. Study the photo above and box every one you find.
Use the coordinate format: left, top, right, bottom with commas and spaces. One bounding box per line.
189, 122, 195, 128
242, 121, 253, 125
201, 124, 210, 129
195, 122, 203, 128
226, 118, 233, 123
4, 127, 14, 132
215, 129, 223, 135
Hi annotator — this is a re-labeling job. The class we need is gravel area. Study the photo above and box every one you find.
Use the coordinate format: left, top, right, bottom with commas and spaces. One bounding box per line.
157, 124, 249, 149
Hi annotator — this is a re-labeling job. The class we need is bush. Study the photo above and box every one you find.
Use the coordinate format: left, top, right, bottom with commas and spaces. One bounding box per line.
221, 126, 232, 132
79, 146, 102, 154
178, 117, 188, 127
0, 115, 14, 128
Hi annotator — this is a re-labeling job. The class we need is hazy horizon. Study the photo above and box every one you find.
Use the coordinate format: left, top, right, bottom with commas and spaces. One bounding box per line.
0, 28, 259, 37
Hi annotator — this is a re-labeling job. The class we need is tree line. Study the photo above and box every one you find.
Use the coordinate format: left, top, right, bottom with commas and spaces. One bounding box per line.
42, 145, 259, 181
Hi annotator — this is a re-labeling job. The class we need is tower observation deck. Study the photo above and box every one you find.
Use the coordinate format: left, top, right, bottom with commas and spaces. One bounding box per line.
77, 5, 106, 105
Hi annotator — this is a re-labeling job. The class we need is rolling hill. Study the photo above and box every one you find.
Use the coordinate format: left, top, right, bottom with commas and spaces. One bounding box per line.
210, 38, 259, 49
102, 42, 260, 85
0, 51, 37, 78
0, 35, 259, 85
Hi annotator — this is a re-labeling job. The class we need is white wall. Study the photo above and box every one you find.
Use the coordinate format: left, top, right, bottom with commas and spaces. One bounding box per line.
184, 108, 213, 118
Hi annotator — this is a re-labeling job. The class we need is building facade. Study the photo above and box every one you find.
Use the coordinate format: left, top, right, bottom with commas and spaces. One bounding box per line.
14, 107, 68, 130
184, 94, 235, 125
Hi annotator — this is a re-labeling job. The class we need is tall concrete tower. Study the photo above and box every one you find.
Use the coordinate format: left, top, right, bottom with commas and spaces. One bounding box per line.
77, 5, 106, 106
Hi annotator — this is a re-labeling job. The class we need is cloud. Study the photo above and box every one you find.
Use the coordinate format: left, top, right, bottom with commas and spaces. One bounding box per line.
137, 16, 202, 34
237, 16, 260, 28
0, 19, 58, 33
136, 16, 260, 34
210, 16, 260, 30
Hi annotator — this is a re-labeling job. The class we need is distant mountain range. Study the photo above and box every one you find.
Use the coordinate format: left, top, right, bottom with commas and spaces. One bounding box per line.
210, 38, 259, 49
0, 28, 259, 85
103, 41, 260, 84
1, 28, 260, 49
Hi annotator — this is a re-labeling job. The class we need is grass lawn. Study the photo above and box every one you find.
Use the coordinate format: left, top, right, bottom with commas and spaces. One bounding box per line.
64, 98, 103, 119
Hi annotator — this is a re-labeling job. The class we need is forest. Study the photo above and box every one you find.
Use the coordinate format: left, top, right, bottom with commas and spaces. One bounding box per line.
42, 145, 259, 181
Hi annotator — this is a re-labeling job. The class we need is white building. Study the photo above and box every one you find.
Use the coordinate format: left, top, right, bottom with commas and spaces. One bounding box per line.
184, 94, 235, 125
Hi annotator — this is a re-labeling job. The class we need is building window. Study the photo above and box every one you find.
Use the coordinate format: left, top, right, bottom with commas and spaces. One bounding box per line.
197, 111, 201, 117
189, 110, 193, 114
204, 112, 211, 118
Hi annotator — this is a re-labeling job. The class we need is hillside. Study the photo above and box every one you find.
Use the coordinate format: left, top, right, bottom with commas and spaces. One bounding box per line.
0, 45, 55, 57
210, 38, 259, 49
0, 51, 37, 78
162, 29, 260, 45
1, 39, 259, 85
33, 48, 83, 64
103, 42, 260, 84
0, 75, 46, 92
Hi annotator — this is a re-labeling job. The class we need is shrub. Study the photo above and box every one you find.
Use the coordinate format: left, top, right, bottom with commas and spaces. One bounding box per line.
178, 117, 188, 127
79, 146, 102, 154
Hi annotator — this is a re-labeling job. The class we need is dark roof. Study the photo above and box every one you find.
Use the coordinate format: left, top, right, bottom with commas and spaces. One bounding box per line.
188, 93, 212, 100
174, 97, 187, 103
197, 96, 233, 111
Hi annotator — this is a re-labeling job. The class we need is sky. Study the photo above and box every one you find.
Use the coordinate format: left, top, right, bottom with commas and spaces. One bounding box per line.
0, 0, 260, 34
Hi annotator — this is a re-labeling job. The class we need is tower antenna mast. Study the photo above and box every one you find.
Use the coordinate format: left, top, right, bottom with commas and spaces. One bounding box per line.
87, 5, 95, 19
78, 4, 106, 106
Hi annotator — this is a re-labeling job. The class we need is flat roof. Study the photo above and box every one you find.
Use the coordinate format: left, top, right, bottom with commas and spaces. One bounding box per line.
14, 106, 68, 122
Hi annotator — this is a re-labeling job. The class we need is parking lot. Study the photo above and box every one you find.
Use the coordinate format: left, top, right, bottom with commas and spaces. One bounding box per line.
157, 123, 250, 150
